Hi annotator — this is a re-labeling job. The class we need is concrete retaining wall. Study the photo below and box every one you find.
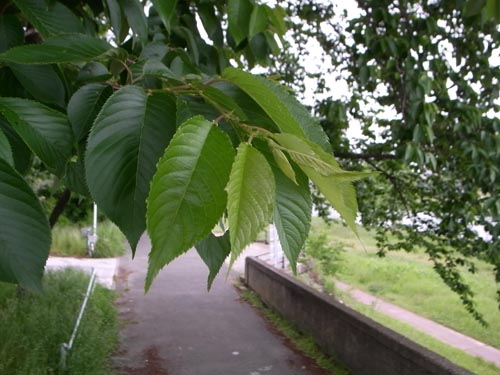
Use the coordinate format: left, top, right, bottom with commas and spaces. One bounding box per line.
245, 257, 473, 375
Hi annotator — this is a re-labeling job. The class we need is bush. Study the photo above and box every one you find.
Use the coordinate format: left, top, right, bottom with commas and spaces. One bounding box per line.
304, 231, 346, 276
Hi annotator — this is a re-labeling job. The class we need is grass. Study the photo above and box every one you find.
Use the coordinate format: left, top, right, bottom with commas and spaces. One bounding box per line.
334, 289, 500, 375
306, 219, 500, 348
51, 220, 127, 258
0, 269, 118, 375
240, 288, 350, 375
303, 218, 500, 374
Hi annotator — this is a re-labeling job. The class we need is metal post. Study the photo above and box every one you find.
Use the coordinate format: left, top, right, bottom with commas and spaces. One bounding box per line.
93, 203, 98, 236
269, 224, 284, 268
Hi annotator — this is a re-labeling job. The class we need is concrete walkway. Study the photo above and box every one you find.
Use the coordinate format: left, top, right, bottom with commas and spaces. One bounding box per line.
334, 280, 500, 367
46, 239, 500, 370
112, 235, 329, 375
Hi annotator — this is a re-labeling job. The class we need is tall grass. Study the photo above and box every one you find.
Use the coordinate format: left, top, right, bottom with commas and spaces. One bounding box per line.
0, 269, 118, 375
51, 221, 127, 258
306, 219, 500, 349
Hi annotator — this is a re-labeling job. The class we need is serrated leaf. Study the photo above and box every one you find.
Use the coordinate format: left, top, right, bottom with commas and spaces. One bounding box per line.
269, 143, 297, 184
272, 133, 341, 173
223, 68, 331, 151
195, 232, 231, 290
273, 165, 311, 274
140, 42, 169, 61
64, 159, 89, 197
228, 0, 253, 45
0, 116, 32, 175
0, 34, 120, 65
142, 60, 180, 81
86, 86, 177, 251
146, 117, 235, 290
67, 83, 113, 142
77, 62, 112, 83
9, 63, 65, 107
12, 0, 83, 37
272, 133, 374, 181
0, 128, 14, 166
199, 85, 248, 120
152, 0, 177, 33
0, 97, 72, 175
0, 158, 51, 291
0, 15, 24, 53
122, 0, 148, 45
227, 143, 275, 264
308, 166, 359, 234
249, 4, 268, 38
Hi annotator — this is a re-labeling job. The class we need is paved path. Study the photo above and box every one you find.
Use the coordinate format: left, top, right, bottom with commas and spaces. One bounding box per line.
334, 280, 500, 367
112, 235, 329, 375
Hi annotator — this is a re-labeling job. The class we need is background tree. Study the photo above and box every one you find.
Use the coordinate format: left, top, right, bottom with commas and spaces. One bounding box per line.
0, 0, 367, 292
281, 0, 500, 323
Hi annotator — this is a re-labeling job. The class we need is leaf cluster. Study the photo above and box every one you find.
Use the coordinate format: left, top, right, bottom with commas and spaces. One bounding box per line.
0, 0, 368, 291
281, 0, 500, 323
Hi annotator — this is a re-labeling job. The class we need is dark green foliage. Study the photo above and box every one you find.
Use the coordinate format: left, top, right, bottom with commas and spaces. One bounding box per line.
0, 0, 360, 293
282, 0, 500, 323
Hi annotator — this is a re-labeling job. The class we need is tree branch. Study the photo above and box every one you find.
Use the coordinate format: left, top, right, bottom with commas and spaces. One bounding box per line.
49, 189, 71, 228
334, 151, 397, 160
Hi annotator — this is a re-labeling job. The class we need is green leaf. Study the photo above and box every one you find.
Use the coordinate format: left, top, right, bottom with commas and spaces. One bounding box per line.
228, 0, 253, 45
308, 167, 358, 234
0, 34, 120, 65
272, 133, 366, 232
9, 63, 65, 107
223, 68, 331, 152
272, 133, 341, 175
266, 5, 287, 36
122, 0, 149, 45
64, 159, 89, 197
226, 143, 275, 264
272, 133, 374, 181
197, 3, 223, 45
77, 62, 112, 83
199, 85, 248, 120
152, 0, 177, 33
0, 128, 14, 166
485, 0, 500, 21
0, 116, 32, 175
86, 86, 177, 251
146, 117, 235, 290
249, 5, 268, 38
269, 141, 297, 184
273, 165, 311, 274
67, 83, 113, 142
0, 158, 51, 291
0, 97, 72, 175
195, 232, 231, 290
176, 26, 200, 65
105, 0, 129, 43
0, 15, 24, 53
12, 0, 84, 37
142, 60, 180, 81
